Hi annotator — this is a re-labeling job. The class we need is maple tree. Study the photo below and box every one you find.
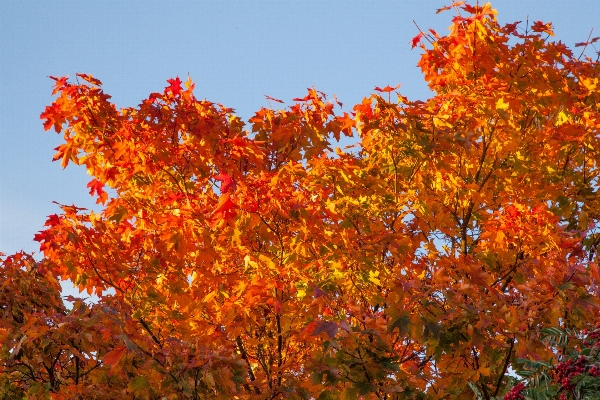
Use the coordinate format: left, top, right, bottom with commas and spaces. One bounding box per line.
3, 1, 600, 399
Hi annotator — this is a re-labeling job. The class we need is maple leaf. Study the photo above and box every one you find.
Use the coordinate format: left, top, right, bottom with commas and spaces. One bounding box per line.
310, 283, 327, 298
44, 214, 61, 227
483, 8, 496, 17
49, 75, 69, 95
428, 28, 440, 38
467, 2, 496, 17
33, 230, 50, 244
293, 94, 312, 102
102, 345, 127, 370
374, 84, 401, 93
76, 73, 102, 86
411, 32, 424, 49
575, 36, 600, 47
336, 112, 355, 136
496, 97, 509, 110
503, 21, 522, 34
214, 173, 236, 194
436, 2, 464, 14
112, 141, 128, 160
211, 193, 236, 217
531, 20, 554, 36
87, 178, 108, 204
167, 76, 183, 96
265, 95, 284, 104
40, 103, 65, 133
310, 321, 339, 338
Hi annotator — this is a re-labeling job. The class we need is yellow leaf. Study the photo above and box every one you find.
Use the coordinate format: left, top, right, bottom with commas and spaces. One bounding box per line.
435, 171, 444, 190
202, 291, 217, 303
232, 228, 242, 246
369, 270, 381, 285
297, 286, 307, 299
244, 255, 257, 269
496, 97, 509, 110
555, 111, 569, 126
327, 201, 336, 213
189, 271, 198, 284
582, 77, 598, 91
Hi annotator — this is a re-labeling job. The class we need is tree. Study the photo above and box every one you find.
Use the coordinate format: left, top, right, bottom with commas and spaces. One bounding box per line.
2, 1, 600, 398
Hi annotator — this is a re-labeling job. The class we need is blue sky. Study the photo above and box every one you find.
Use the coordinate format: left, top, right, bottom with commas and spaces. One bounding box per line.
1, 1, 598, 294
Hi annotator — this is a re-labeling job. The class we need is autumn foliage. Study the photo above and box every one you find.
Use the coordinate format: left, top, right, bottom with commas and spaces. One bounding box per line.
3, 2, 600, 399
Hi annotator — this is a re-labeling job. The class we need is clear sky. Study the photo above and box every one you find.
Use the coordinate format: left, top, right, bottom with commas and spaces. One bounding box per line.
1, 1, 597, 295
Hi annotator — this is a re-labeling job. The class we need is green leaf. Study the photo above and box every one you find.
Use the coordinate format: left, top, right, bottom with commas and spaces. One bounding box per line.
109, 205, 128, 224
316, 390, 336, 400
340, 387, 358, 400
128, 375, 149, 393
388, 314, 410, 335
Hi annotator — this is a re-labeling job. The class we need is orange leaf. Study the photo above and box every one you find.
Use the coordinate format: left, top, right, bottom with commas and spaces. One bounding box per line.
211, 193, 235, 216
49, 75, 69, 95
102, 346, 126, 368
112, 141, 127, 161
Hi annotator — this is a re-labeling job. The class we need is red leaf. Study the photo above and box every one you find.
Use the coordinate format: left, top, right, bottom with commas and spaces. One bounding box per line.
504, 21, 522, 34
167, 77, 183, 96
311, 284, 327, 298
76, 73, 102, 86
87, 179, 108, 204
311, 321, 339, 338
214, 173, 236, 194
44, 214, 61, 227
265, 95, 284, 104
333, 94, 343, 108
33, 231, 49, 243
575, 37, 599, 47
293, 94, 311, 102
531, 21, 554, 36
436, 2, 463, 14
411, 32, 424, 49
374, 84, 401, 93
165, 192, 184, 205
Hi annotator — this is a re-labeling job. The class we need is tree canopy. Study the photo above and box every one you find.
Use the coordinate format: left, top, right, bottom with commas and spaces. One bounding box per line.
2, 2, 600, 399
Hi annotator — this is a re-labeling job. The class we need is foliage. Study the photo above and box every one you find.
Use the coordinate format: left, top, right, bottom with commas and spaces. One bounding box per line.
504, 326, 600, 400
3, 1, 600, 398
